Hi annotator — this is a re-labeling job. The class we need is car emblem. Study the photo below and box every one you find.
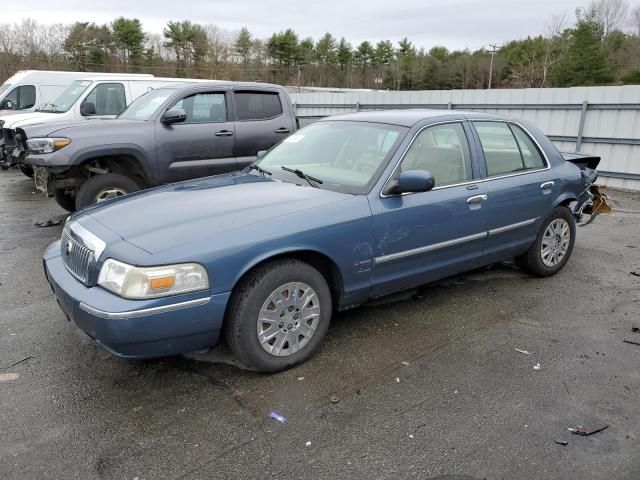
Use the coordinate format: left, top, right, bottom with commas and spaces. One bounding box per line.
66, 240, 73, 254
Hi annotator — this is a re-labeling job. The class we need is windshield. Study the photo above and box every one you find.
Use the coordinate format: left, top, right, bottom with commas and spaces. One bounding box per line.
255, 121, 406, 194
118, 88, 176, 121
37, 80, 92, 113
0, 83, 12, 96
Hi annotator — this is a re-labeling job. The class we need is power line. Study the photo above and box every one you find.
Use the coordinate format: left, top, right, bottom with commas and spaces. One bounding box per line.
487, 43, 501, 89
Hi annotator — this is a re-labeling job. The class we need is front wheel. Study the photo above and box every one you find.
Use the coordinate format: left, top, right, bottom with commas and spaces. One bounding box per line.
224, 259, 332, 372
18, 164, 34, 178
75, 173, 140, 210
515, 206, 576, 277
54, 188, 77, 212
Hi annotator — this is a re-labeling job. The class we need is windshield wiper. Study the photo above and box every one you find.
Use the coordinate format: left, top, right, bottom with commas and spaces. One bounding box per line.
281, 166, 323, 188
36, 102, 60, 113
248, 164, 272, 176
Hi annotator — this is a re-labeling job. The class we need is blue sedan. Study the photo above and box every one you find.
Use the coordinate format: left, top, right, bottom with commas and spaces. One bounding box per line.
43, 110, 603, 372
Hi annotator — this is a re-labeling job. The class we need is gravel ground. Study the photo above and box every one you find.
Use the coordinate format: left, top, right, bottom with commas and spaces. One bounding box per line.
0, 168, 639, 480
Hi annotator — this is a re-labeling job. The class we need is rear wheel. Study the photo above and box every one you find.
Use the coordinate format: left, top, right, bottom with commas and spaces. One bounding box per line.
18, 164, 34, 178
53, 188, 76, 212
75, 173, 140, 210
224, 259, 332, 372
515, 206, 575, 277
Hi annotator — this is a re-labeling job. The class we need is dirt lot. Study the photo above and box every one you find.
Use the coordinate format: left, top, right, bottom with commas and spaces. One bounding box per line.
0, 168, 639, 480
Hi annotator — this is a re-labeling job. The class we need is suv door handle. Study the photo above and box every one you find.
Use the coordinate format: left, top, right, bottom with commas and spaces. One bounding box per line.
540, 181, 554, 190
215, 130, 233, 137
467, 194, 488, 204
274, 127, 290, 134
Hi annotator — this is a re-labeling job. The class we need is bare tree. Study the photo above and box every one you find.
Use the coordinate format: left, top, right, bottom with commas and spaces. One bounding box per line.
630, 6, 640, 36
541, 13, 571, 86
583, 0, 630, 37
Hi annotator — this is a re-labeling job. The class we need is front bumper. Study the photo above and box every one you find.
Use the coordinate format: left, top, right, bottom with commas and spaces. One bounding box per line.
43, 240, 230, 359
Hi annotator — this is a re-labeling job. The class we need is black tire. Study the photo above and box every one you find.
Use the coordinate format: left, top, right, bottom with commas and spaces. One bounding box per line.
18, 164, 34, 178
224, 259, 332, 372
54, 188, 77, 213
515, 206, 576, 277
75, 173, 140, 210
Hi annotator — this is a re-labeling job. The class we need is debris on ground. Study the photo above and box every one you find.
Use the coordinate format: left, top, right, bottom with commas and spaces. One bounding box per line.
568, 424, 609, 436
305, 441, 311, 447
0, 372, 19, 382
515, 348, 531, 355
401, 361, 410, 366
34, 218, 63, 227
632, 326, 639, 333
554, 440, 569, 446
297, 377, 304, 381
395, 377, 400, 383
6, 356, 33, 368
330, 396, 340, 404
267, 411, 287, 424
622, 339, 640, 346
533, 363, 541, 370
630, 272, 640, 278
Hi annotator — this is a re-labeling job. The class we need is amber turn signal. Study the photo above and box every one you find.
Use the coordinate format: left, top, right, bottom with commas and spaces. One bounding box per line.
149, 275, 175, 290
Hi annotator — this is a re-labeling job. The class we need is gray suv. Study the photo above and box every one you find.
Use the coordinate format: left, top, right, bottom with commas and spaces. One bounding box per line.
18, 82, 297, 211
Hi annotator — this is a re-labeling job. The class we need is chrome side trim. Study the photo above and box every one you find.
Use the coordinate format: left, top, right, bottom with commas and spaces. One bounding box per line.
374, 217, 539, 264
79, 297, 211, 320
374, 232, 487, 264
487, 218, 538, 236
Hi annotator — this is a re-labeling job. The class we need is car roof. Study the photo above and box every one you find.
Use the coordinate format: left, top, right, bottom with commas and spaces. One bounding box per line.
317, 109, 508, 127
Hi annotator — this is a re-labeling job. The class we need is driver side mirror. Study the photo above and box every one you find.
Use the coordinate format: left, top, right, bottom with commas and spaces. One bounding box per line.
80, 101, 96, 116
161, 108, 187, 125
385, 170, 435, 195
0, 99, 14, 110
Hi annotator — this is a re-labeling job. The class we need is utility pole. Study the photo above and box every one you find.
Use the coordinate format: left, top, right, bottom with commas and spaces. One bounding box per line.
487, 44, 500, 89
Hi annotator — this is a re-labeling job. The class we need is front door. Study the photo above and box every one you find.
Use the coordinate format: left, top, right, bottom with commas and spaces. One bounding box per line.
471, 121, 556, 261
370, 121, 488, 297
156, 90, 236, 182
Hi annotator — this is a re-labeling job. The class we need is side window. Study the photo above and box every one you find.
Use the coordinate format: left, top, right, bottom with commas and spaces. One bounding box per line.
510, 124, 545, 169
474, 121, 546, 176
4, 85, 36, 110
234, 91, 282, 121
400, 122, 472, 187
83, 83, 126, 116
171, 92, 227, 123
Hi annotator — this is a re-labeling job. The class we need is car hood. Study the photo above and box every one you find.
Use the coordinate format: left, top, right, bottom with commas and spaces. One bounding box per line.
0, 112, 63, 129
81, 172, 353, 254
19, 118, 135, 139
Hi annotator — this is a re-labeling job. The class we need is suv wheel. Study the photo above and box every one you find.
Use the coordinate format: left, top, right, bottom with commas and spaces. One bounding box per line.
18, 165, 34, 178
76, 173, 140, 210
54, 188, 76, 212
515, 206, 576, 277
225, 259, 332, 372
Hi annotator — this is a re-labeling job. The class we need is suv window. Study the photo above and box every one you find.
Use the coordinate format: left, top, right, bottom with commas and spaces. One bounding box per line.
83, 83, 126, 116
172, 92, 226, 123
400, 122, 472, 187
235, 91, 282, 121
4, 85, 36, 110
474, 121, 545, 176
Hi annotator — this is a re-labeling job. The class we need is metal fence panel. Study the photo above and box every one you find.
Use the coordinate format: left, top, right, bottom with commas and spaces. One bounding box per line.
291, 85, 640, 190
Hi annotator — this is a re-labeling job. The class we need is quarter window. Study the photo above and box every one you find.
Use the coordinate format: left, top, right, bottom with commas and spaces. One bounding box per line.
474, 121, 545, 176
234, 91, 282, 121
83, 83, 126, 116
172, 92, 227, 123
4, 85, 36, 110
399, 122, 472, 187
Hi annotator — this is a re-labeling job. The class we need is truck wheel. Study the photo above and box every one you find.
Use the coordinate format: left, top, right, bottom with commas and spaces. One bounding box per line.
515, 206, 576, 277
225, 259, 332, 372
18, 165, 34, 178
54, 189, 77, 212
75, 173, 140, 210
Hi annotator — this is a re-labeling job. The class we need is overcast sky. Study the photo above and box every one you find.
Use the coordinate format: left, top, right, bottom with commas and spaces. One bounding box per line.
9, 0, 594, 50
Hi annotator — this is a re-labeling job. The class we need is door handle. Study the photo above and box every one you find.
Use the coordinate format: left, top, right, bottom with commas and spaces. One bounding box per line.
540, 181, 554, 190
274, 127, 290, 134
467, 194, 488, 204
215, 130, 233, 137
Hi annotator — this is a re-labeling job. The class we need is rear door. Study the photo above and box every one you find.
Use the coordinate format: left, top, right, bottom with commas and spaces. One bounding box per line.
232, 89, 295, 168
155, 89, 236, 182
471, 120, 556, 262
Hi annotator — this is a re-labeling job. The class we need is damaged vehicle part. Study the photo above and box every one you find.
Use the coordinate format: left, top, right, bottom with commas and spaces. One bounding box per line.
561, 152, 612, 225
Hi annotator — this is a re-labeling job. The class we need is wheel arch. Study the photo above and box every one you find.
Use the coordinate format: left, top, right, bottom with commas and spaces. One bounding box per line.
553, 193, 579, 217
71, 145, 153, 185
229, 248, 345, 311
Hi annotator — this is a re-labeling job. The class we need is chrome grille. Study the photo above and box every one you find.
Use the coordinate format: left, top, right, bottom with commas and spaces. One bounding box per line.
61, 229, 94, 285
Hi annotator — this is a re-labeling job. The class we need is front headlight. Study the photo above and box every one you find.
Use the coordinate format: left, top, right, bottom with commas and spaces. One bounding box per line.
98, 259, 209, 299
26, 137, 71, 154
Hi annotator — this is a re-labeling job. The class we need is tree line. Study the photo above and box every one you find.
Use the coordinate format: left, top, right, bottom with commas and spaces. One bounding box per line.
0, 0, 639, 90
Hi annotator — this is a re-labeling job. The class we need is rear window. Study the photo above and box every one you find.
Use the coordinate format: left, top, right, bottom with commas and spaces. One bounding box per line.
234, 91, 282, 121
